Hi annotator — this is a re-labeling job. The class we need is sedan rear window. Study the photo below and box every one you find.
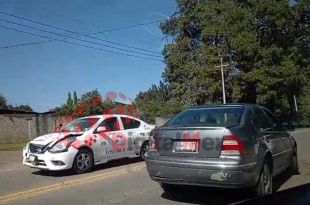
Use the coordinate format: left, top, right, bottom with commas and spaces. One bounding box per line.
165, 107, 244, 127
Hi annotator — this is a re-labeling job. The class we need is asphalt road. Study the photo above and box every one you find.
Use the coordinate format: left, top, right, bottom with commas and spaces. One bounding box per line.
0, 129, 310, 205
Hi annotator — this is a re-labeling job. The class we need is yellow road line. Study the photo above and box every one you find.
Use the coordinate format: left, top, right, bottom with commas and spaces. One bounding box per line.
0, 164, 145, 204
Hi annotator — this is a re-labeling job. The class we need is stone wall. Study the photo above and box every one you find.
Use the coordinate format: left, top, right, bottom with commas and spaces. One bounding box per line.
0, 113, 56, 141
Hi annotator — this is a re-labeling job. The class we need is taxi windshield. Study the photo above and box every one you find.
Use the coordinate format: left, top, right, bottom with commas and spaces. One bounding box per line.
61, 117, 100, 132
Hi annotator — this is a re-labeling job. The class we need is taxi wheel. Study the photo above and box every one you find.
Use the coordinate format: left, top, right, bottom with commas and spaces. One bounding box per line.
72, 149, 94, 174
140, 141, 149, 160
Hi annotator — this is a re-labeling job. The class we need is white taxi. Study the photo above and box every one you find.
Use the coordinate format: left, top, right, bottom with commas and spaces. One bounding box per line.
23, 114, 155, 173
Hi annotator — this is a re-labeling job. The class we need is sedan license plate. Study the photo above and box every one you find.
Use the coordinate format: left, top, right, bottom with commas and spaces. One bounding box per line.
174, 141, 198, 153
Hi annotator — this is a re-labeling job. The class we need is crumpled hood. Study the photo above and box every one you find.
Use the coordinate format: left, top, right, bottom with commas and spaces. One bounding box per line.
30, 132, 83, 146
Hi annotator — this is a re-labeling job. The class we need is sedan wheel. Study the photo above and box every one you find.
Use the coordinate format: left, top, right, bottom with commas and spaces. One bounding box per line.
140, 141, 149, 160
255, 163, 273, 197
289, 152, 299, 175
73, 150, 94, 174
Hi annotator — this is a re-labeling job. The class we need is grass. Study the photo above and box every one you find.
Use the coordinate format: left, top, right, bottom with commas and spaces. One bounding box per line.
0, 137, 29, 151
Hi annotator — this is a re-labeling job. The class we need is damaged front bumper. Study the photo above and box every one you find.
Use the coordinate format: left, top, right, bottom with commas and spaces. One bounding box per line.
145, 158, 258, 189
22, 147, 78, 171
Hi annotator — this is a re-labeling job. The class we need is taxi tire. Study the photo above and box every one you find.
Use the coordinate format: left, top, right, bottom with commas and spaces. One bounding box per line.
72, 149, 94, 174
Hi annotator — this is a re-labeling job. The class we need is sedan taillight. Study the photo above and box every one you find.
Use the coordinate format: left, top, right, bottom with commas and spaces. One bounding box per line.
220, 134, 245, 156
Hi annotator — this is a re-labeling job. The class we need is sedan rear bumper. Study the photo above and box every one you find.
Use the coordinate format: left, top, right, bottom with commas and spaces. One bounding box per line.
145, 158, 258, 189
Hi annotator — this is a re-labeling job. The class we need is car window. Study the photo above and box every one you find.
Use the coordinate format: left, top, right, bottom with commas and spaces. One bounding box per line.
121, 117, 141, 129
253, 108, 274, 130
263, 109, 282, 130
251, 109, 263, 131
164, 107, 244, 127
61, 117, 100, 132
97, 117, 120, 132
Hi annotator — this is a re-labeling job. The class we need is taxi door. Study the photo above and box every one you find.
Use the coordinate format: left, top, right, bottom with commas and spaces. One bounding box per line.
120, 117, 146, 155
94, 116, 126, 161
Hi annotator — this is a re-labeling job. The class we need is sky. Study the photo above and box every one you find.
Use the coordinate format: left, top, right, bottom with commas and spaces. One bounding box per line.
0, 0, 177, 112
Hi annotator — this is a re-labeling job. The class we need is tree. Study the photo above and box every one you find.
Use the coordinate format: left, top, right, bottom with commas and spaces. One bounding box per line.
66, 92, 74, 113
54, 90, 118, 117
0, 94, 33, 111
137, 0, 309, 122
0, 94, 7, 109
75, 90, 103, 116
135, 82, 184, 122
13, 105, 33, 112
67, 92, 73, 107
73, 91, 78, 106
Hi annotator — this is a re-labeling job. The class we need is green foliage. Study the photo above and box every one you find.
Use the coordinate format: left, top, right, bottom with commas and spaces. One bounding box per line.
135, 82, 185, 122
136, 0, 310, 123
77, 90, 103, 116
0, 94, 7, 109
12, 105, 33, 112
54, 90, 118, 118
80, 90, 100, 103
0, 137, 28, 151
0, 93, 33, 112
102, 99, 115, 109
66, 92, 74, 112
73, 91, 78, 106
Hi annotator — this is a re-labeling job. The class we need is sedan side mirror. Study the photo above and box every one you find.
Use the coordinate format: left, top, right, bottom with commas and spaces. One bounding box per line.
96, 126, 107, 133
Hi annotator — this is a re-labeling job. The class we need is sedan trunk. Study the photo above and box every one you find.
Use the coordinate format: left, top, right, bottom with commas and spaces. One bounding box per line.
155, 127, 225, 158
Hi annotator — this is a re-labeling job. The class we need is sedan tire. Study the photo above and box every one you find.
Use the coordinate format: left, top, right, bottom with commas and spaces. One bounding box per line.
254, 162, 273, 197
289, 152, 299, 175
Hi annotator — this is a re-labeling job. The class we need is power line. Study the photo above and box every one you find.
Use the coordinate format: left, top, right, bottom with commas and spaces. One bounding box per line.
0, 39, 53, 49
43, 8, 161, 34
0, 11, 161, 54
0, 24, 163, 62
0, 18, 162, 58
42, 8, 161, 46
0, 18, 160, 50
91, 20, 161, 34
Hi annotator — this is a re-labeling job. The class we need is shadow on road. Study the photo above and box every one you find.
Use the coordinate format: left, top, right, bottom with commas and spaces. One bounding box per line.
32, 157, 143, 177
161, 169, 296, 205
273, 168, 297, 191
161, 186, 250, 205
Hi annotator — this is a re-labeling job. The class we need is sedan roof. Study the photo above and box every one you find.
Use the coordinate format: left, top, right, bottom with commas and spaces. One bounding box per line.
191, 103, 259, 109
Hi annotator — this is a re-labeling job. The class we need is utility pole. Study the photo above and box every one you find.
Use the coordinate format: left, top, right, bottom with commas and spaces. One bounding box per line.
294, 94, 299, 124
215, 57, 229, 104
293, 94, 298, 112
